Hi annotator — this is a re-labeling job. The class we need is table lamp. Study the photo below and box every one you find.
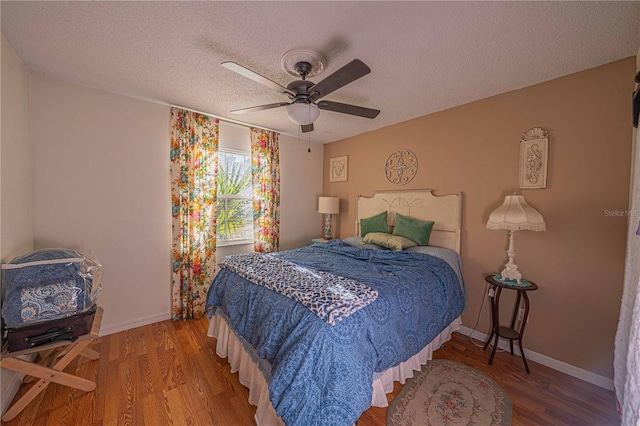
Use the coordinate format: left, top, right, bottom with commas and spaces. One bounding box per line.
486, 194, 546, 283
318, 197, 340, 240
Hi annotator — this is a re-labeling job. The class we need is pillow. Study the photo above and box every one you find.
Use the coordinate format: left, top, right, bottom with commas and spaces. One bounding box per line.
392, 213, 435, 246
363, 232, 417, 251
343, 236, 387, 250
360, 211, 389, 237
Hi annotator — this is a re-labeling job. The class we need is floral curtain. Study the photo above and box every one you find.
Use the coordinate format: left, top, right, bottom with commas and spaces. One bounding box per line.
170, 107, 219, 320
251, 128, 280, 253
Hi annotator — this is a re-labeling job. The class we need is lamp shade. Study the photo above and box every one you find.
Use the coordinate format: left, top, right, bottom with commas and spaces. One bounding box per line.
486, 195, 546, 232
286, 103, 320, 125
318, 197, 339, 214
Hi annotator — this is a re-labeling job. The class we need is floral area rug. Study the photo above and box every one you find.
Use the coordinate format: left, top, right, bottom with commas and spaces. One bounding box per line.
386, 359, 512, 426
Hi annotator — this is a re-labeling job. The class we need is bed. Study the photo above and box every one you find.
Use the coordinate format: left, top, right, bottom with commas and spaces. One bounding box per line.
206, 189, 466, 425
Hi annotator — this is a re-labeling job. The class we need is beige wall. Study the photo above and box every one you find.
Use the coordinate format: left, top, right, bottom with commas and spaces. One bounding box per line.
30, 73, 173, 335
28, 73, 324, 334
1, 34, 34, 414
324, 57, 635, 379
279, 133, 324, 250
1, 35, 33, 262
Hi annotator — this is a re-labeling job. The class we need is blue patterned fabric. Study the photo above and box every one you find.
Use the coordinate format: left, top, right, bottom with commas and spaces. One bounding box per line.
219, 253, 378, 325
18, 279, 80, 323
2, 249, 94, 328
206, 240, 466, 426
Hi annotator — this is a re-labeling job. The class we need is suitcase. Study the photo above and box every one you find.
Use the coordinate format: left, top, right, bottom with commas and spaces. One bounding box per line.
5, 304, 97, 353
2, 248, 102, 329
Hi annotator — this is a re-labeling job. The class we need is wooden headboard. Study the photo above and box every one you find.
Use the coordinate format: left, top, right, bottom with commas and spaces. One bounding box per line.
355, 189, 462, 253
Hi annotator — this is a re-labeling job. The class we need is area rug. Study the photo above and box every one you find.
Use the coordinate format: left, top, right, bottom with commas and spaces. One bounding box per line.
387, 359, 512, 426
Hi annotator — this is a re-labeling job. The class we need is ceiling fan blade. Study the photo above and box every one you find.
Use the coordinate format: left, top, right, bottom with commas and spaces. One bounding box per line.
308, 59, 371, 101
230, 102, 291, 115
317, 100, 380, 119
222, 61, 293, 97
301, 123, 314, 133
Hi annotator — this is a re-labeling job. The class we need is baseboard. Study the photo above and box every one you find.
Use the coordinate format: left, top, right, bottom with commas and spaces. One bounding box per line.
99, 311, 172, 336
458, 325, 614, 391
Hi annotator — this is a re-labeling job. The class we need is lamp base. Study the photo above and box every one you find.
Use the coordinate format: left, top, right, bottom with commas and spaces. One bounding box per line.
500, 230, 522, 283
499, 262, 522, 284
324, 214, 333, 240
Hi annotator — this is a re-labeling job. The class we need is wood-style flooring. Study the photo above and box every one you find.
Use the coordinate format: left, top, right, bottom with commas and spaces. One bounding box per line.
1, 317, 620, 425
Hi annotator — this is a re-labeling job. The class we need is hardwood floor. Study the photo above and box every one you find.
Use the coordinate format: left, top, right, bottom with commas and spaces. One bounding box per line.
1, 318, 620, 425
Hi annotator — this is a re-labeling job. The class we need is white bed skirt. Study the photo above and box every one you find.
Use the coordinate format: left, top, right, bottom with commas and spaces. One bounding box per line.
207, 312, 461, 426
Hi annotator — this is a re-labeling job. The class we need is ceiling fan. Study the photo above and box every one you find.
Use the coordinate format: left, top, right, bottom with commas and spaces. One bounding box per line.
221, 49, 380, 133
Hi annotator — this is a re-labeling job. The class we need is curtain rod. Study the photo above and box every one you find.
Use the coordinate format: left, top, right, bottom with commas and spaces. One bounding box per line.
170, 103, 296, 137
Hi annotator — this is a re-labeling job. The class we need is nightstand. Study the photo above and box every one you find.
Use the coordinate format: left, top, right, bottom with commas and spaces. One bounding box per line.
311, 238, 330, 244
483, 274, 538, 373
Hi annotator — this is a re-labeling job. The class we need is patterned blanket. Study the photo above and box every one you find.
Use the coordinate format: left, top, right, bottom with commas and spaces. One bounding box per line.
219, 253, 378, 325
207, 240, 466, 426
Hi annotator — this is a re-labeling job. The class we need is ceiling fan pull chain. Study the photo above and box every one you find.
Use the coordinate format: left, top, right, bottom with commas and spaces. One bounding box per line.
307, 106, 312, 152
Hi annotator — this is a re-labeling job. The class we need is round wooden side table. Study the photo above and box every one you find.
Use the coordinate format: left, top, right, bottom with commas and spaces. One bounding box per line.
482, 274, 538, 373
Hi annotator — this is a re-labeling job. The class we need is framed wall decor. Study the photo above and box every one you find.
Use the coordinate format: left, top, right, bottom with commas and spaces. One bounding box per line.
329, 156, 348, 182
519, 128, 548, 189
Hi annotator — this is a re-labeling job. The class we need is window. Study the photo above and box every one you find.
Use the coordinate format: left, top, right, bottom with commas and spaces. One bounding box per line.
217, 150, 252, 244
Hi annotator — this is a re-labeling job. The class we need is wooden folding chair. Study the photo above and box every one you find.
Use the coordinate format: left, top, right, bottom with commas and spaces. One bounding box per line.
0, 306, 103, 421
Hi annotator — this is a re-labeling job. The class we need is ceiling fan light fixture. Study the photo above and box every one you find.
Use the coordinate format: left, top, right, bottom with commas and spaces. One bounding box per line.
286, 103, 320, 125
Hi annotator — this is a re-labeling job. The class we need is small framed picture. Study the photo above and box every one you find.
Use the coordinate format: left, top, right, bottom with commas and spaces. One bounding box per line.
329, 156, 348, 182
519, 128, 548, 189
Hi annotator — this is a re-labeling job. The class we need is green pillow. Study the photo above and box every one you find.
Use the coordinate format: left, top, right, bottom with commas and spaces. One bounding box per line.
392, 213, 435, 246
363, 232, 417, 251
360, 211, 388, 237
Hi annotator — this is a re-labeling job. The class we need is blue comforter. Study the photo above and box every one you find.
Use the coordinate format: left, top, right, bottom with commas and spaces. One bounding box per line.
206, 240, 466, 425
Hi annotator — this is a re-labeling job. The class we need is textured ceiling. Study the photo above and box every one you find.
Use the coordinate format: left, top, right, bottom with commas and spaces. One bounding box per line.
2, 1, 638, 144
